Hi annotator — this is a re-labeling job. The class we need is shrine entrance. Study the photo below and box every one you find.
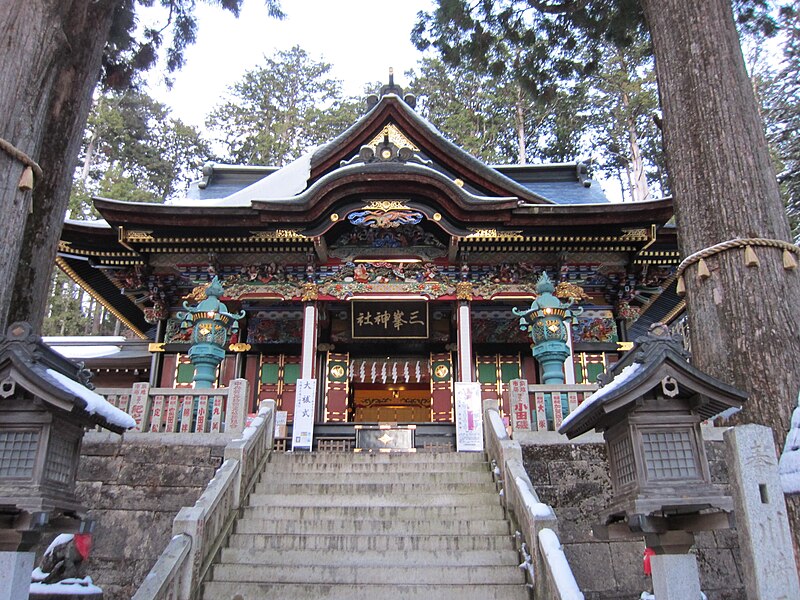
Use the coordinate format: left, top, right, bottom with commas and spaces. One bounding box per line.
352, 383, 431, 422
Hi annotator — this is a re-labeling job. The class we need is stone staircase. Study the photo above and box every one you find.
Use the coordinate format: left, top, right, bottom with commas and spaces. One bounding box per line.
201, 451, 529, 599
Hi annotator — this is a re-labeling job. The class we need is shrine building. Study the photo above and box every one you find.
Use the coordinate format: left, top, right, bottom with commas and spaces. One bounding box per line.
56, 78, 682, 446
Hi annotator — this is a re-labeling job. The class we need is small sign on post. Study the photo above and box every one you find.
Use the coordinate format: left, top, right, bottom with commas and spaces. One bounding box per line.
455, 382, 483, 452
225, 378, 249, 434
130, 382, 151, 432
509, 378, 531, 433
292, 379, 317, 451
275, 410, 288, 438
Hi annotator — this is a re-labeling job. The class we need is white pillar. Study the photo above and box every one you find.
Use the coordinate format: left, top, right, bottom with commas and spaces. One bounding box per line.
0, 551, 34, 600
650, 554, 702, 600
301, 302, 318, 380
563, 325, 576, 384
456, 301, 473, 382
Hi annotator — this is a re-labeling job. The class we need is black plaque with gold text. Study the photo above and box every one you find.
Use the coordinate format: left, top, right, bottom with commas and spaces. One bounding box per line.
351, 300, 428, 339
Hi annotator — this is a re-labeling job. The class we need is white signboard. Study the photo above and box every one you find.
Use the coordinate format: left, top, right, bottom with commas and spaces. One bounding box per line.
509, 378, 532, 433
275, 411, 288, 438
455, 382, 483, 452
292, 379, 317, 451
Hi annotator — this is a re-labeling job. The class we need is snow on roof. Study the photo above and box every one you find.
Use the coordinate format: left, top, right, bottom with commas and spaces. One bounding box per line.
779, 392, 800, 494
64, 218, 110, 228
45, 368, 136, 430
44, 337, 126, 359
167, 148, 317, 207
560, 362, 643, 431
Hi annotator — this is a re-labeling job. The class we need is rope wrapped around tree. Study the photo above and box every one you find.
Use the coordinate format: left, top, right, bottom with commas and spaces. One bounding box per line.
675, 237, 799, 295
0, 136, 43, 191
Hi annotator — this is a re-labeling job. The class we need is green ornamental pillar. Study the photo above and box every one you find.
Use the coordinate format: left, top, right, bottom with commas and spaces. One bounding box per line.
177, 277, 244, 388
513, 273, 582, 384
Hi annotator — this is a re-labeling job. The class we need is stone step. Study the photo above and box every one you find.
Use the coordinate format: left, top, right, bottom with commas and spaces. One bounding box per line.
226, 532, 516, 553
254, 481, 495, 495
202, 582, 529, 600
267, 451, 485, 464
247, 492, 502, 507
242, 503, 505, 521
258, 470, 490, 483
263, 461, 489, 474
219, 547, 520, 567
233, 517, 511, 536
209, 564, 526, 586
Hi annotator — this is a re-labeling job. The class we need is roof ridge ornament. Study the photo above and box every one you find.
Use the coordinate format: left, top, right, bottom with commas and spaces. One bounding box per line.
366, 68, 417, 110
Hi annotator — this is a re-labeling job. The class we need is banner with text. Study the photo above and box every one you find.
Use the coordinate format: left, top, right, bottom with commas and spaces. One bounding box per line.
351, 300, 428, 339
291, 379, 317, 451
455, 382, 484, 452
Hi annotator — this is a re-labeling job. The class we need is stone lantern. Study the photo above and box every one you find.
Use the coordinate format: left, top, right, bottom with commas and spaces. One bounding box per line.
513, 272, 582, 384
176, 277, 244, 388
559, 325, 746, 599
0, 322, 135, 599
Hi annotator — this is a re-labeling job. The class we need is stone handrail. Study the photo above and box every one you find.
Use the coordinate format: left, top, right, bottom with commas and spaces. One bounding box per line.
96, 379, 251, 434
131, 534, 190, 599
483, 399, 584, 600
131, 399, 275, 600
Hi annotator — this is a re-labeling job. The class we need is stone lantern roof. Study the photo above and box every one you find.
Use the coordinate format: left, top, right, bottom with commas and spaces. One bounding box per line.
0, 322, 135, 434
559, 325, 747, 438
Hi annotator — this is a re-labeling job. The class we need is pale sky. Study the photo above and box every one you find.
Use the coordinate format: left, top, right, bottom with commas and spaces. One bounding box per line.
145, 0, 435, 129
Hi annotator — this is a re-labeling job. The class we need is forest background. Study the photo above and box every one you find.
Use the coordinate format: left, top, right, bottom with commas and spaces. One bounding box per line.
45, 1, 798, 339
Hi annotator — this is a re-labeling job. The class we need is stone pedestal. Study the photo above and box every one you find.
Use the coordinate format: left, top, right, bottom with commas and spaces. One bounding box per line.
650, 553, 701, 600
0, 551, 34, 600
725, 424, 800, 599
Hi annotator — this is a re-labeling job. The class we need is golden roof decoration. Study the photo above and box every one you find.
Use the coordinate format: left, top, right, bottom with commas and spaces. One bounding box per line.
361, 200, 410, 212
183, 283, 209, 302
249, 229, 307, 241
554, 282, 590, 303
125, 230, 155, 242
464, 228, 524, 240
367, 123, 419, 152
619, 228, 650, 241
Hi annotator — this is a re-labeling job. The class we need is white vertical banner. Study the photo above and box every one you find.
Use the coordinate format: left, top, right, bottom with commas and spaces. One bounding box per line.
455, 382, 483, 452
292, 378, 317, 451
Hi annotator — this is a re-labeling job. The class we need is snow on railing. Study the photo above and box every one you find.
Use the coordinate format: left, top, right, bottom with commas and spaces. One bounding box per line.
131, 399, 275, 600
483, 400, 584, 600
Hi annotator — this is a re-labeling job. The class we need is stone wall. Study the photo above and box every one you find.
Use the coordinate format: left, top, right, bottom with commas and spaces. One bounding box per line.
521, 435, 744, 600
34, 433, 228, 600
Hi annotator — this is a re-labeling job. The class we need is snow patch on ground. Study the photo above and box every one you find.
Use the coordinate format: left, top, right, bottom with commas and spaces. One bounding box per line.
45, 369, 135, 430
30, 577, 102, 596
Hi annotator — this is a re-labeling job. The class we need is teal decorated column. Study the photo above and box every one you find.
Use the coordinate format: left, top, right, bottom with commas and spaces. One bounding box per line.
513, 273, 582, 384
177, 277, 245, 388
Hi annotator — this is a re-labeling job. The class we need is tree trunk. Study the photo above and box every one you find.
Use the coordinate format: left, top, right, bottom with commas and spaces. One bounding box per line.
0, 2, 70, 332
515, 84, 527, 164
640, 0, 800, 563
3, 0, 117, 333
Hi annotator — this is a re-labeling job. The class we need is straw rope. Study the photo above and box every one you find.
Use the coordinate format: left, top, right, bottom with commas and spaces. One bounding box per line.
676, 237, 799, 278
0, 137, 43, 180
